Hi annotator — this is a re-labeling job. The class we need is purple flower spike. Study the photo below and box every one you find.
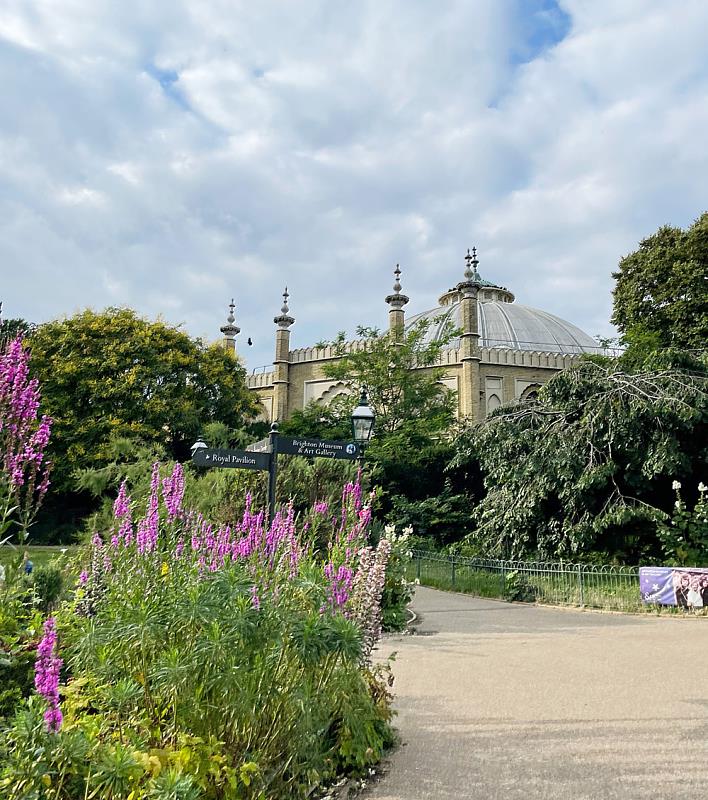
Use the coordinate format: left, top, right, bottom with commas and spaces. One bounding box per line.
34, 617, 63, 732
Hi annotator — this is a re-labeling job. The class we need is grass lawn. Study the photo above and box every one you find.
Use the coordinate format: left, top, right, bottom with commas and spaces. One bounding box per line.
0, 544, 80, 569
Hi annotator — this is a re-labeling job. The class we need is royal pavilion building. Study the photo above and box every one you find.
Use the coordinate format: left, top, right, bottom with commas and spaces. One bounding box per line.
222, 248, 598, 425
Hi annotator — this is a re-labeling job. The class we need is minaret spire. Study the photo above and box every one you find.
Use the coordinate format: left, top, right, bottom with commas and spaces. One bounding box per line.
385, 263, 410, 339
457, 246, 482, 422
272, 286, 295, 423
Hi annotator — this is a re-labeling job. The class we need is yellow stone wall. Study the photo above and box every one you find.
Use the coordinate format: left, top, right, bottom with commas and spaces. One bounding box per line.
246, 347, 579, 424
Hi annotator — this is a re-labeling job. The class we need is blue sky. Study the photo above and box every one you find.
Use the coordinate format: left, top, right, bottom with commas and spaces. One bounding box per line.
1, 1, 706, 370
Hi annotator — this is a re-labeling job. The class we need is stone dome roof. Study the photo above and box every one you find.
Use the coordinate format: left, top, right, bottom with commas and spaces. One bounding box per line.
406, 282, 597, 355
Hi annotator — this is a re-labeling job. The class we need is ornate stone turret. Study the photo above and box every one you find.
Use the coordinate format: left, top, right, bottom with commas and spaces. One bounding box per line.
220, 299, 240, 354
385, 264, 409, 339
457, 248, 482, 421
272, 287, 295, 422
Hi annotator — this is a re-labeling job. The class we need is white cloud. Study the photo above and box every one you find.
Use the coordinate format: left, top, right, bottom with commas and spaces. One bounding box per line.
0, 0, 706, 368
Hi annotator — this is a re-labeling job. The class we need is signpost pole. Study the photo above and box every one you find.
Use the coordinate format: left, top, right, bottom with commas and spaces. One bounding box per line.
267, 422, 279, 523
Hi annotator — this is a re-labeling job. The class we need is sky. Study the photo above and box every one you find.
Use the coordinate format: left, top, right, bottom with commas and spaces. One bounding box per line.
1, 0, 707, 370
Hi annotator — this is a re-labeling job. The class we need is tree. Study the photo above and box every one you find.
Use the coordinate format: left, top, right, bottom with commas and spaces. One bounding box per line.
0, 317, 35, 352
320, 320, 458, 445
282, 320, 480, 541
28, 308, 257, 492
452, 358, 708, 561
612, 212, 708, 350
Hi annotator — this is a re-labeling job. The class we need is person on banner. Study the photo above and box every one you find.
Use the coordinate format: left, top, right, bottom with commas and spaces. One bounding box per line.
687, 576, 704, 609
673, 571, 690, 607
701, 575, 708, 608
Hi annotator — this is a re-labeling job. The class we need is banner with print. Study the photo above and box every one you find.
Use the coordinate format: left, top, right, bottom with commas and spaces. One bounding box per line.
639, 566, 708, 607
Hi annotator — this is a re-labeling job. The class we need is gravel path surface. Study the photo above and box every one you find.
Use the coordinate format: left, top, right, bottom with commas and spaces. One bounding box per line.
366, 586, 708, 800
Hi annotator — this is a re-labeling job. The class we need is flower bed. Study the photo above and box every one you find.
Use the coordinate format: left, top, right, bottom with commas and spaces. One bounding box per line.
0, 466, 399, 799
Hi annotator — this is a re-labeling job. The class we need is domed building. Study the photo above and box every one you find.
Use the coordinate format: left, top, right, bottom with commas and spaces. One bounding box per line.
230, 249, 599, 423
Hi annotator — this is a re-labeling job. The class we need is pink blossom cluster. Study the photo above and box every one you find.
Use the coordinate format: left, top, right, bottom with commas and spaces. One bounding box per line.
34, 617, 63, 732
337, 475, 374, 545
324, 560, 354, 611
92, 471, 304, 587
0, 335, 52, 513
161, 462, 185, 520
136, 463, 160, 554
112, 480, 133, 547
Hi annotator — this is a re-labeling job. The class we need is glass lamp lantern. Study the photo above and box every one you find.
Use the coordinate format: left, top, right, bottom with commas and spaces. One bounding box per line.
351, 388, 375, 445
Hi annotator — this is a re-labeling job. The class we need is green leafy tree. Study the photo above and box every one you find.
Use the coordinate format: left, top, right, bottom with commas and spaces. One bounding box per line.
320, 321, 458, 444
452, 358, 708, 561
28, 308, 257, 492
612, 212, 708, 351
282, 320, 479, 543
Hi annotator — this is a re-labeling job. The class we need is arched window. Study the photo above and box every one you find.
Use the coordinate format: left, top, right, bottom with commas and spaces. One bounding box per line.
487, 393, 501, 414
520, 384, 541, 402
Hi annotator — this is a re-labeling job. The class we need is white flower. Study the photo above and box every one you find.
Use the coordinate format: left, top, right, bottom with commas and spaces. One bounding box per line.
414, 578, 420, 585
402, 525, 413, 536
698, 482, 707, 493
384, 524, 396, 536
672, 480, 682, 491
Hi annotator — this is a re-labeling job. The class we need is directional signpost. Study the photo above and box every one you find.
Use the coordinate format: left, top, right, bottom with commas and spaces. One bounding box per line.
192, 424, 363, 522
191, 447, 270, 471
274, 436, 361, 460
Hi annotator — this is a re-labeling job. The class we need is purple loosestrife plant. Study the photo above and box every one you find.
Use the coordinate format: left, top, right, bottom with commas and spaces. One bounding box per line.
34, 617, 63, 732
161, 462, 185, 521
324, 561, 354, 612
0, 335, 53, 543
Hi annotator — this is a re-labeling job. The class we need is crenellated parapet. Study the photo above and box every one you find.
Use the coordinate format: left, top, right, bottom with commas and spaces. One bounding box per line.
479, 347, 580, 370
289, 339, 369, 363
247, 370, 275, 389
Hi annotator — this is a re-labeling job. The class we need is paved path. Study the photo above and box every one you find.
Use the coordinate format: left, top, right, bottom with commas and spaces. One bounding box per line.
366, 586, 708, 800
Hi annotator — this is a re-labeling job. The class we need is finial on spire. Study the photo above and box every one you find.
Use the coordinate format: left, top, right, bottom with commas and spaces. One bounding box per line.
386, 263, 409, 310
275, 286, 295, 329
463, 246, 481, 283
220, 297, 240, 346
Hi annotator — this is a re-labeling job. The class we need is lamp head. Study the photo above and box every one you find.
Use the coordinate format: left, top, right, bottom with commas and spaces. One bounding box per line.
351, 387, 375, 445
190, 437, 208, 457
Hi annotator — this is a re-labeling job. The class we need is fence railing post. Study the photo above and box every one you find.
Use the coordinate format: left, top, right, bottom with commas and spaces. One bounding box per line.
451, 557, 456, 589
500, 561, 506, 596
577, 564, 585, 607
416, 554, 422, 581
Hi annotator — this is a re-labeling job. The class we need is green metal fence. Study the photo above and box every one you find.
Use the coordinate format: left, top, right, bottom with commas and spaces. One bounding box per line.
408, 551, 643, 612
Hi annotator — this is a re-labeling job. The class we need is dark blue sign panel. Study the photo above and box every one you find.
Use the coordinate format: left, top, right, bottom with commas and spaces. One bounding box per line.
192, 448, 270, 471
275, 436, 360, 460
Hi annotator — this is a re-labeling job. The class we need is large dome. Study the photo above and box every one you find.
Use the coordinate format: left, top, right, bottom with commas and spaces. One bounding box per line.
406, 284, 597, 355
